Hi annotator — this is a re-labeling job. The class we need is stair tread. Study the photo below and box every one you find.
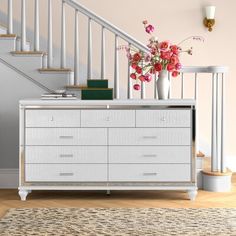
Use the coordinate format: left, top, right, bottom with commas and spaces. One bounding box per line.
39, 68, 72, 73
11, 51, 46, 55
0, 34, 17, 38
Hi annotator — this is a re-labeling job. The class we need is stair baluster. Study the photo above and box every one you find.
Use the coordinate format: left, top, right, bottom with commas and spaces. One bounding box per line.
47, 0, 53, 68
87, 18, 92, 80
61, 0, 66, 68
101, 26, 105, 80
114, 35, 119, 99
127, 43, 132, 99
34, 0, 39, 51
7, 0, 13, 34
74, 9, 79, 85
21, 0, 26, 51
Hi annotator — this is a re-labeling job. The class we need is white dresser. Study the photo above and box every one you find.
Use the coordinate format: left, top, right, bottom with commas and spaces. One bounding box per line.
19, 99, 197, 200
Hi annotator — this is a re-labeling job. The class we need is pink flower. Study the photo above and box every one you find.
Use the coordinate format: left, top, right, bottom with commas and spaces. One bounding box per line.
144, 53, 152, 62
160, 51, 172, 60
145, 24, 155, 34
154, 63, 162, 72
133, 52, 142, 62
130, 73, 137, 80
138, 75, 146, 82
170, 45, 179, 55
133, 84, 140, 90
136, 66, 142, 74
170, 56, 179, 65
175, 63, 182, 70
145, 74, 152, 82
172, 71, 179, 77
131, 63, 138, 69
159, 41, 170, 51
167, 64, 175, 72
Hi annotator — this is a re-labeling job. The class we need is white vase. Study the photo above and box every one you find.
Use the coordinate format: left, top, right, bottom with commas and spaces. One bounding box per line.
157, 70, 170, 100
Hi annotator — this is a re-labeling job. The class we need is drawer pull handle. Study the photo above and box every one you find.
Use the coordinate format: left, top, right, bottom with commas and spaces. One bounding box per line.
105, 117, 110, 121
59, 173, 74, 176
59, 154, 74, 158
143, 172, 158, 176
143, 154, 157, 158
143, 136, 157, 139
50, 116, 54, 121
59, 136, 74, 139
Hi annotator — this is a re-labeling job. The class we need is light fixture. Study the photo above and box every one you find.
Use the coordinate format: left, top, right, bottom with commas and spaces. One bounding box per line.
203, 6, 216, 32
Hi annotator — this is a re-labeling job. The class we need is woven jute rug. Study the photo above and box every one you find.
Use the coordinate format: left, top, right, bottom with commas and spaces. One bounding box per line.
0, 208, 236, 236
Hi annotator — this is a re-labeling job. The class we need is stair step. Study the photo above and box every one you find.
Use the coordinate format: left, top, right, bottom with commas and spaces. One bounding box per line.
82, 88, 113, 100
87, 79, 108, 88
0, 34, 17, 38
39, 68, 72, 74
11, 51, 45, 56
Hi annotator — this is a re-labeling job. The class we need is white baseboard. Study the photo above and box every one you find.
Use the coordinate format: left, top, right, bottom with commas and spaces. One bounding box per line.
0, 169, 19, 189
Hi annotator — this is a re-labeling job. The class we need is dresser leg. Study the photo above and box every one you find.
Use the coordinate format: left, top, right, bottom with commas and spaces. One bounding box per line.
187, 189, 198, 201
106, 190, 111, 195
18, 189, 30, 201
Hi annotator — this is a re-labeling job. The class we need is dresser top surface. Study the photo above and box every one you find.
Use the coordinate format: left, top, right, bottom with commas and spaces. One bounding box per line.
20, 99, 195, 107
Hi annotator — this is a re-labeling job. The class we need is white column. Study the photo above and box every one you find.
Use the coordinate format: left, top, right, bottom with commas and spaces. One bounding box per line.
114, 35, 119, 99
21, 0, 26, 51
101, 26, 105, 80
34, 0, 39, 51
74, 9, 79, 85
47, 0, 53, 68
181, 72, 184, 99
8, 0, 13, 34
61, 0, 66, 68
87, 18, 92, 79
211, 73, 217, 172
221, 73, 225, 173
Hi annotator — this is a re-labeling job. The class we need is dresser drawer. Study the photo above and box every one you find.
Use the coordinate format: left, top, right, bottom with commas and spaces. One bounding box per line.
109, 164, 191, 182
109, 146, 191, 164
25, 146, 107, 164
25, 128, 107, 145
136, 109, 191, 127
109, 128, 191, 146
26, 110, 81, 127
81, 110, 135, 127
25, 164, 107, 182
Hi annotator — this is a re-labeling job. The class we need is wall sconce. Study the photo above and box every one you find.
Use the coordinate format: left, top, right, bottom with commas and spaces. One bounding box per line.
203, 6, 216, 32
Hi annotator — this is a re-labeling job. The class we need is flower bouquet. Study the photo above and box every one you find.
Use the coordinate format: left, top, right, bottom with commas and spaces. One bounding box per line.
121, 20, 204, 99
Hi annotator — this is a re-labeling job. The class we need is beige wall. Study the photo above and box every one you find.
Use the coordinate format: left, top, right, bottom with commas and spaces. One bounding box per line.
0, 0, 235, 166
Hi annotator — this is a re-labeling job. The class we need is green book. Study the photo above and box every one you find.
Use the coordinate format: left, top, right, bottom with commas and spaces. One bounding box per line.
82, 88, 113, 100
87, 80, 108, 88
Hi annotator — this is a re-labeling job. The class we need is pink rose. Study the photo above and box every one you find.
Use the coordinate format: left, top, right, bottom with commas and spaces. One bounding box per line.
136, 66, 142, 74
154, 63, 162, 72
172, 71, 179, 77
160, 51, 172, 60
159, 41, 170, 51
130, 73, 137, 80
145, 74, 152, 82
175, 63, 182, 70
170, 45, 180, 55
138, 75, 146, 82
170, 56, 179, 65
133, 84, 140, 90
145, 24, 155, 34
167, 64, 175, 72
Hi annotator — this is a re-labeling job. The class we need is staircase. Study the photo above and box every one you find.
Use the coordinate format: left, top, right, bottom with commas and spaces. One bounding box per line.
0, 0, 232, 190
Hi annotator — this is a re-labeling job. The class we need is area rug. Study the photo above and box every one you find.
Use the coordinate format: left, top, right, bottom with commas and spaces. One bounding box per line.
0, 208, 236, 236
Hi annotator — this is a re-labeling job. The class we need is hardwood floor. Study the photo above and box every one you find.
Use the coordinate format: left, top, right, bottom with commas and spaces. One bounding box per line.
0, 174, 235, 218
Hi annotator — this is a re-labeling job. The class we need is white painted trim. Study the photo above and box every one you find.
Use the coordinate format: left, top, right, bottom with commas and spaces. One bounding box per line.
0, 169, 19, 189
